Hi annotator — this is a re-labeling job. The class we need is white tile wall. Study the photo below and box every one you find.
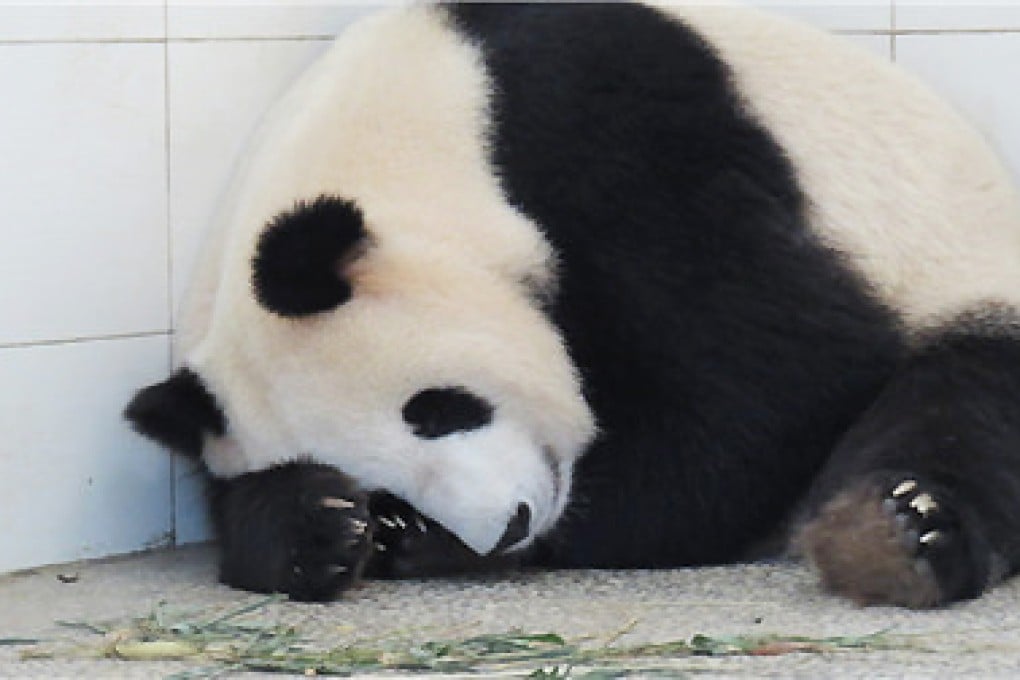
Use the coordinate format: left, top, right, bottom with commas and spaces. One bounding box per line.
0, 335, 171, 573
844, 32, 895, 59
168, 2, 377, 39
1, 2, 1019, 571
174, 458, 212, 545
0, 42, 168, 346
0, 2, 164, 42
896, 2, 1020, 31
748, 1, 892, 32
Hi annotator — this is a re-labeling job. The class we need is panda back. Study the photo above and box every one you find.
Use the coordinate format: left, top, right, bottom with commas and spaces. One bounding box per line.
667, 4, 1020, 329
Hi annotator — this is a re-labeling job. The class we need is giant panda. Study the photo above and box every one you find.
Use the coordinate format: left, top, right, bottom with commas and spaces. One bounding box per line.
125, 2, 1020, 608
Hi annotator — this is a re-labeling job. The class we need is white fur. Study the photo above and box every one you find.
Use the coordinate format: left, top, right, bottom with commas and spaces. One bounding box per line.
658, 4, 1020, 330
183, 5, 594, 554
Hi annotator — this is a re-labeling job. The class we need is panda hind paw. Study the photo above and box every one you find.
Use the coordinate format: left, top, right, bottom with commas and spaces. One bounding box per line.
799, 474, 991, 608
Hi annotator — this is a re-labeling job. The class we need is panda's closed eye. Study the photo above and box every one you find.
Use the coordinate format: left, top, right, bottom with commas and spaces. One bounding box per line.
402, 387, 494, 439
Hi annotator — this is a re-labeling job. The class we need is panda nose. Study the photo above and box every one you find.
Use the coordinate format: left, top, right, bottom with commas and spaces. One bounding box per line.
493, 503, 531, 553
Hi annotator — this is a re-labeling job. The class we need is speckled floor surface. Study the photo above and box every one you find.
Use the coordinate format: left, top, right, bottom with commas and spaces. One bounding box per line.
3, 544, 1020, 678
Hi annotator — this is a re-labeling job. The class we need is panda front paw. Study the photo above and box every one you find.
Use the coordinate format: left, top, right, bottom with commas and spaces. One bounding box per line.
800, 473, 992, 608
364, 492, 521, 578
214, 462, 376, 602
284, 490, 375, 601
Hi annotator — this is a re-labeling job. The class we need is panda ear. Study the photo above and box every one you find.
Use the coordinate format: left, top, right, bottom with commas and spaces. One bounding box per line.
252, 195, 370, 317
124, 368, 226, 458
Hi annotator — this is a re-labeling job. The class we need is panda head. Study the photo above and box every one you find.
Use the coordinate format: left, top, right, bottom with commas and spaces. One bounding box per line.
127, 193, 595, 557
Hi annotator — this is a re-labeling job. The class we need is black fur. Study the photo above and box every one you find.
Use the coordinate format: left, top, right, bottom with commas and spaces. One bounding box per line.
251, 194, 367, 317
448, 3, 904, 567
402, 387, 494, 439
124, 368, 224, 458
210, 461, 374, 601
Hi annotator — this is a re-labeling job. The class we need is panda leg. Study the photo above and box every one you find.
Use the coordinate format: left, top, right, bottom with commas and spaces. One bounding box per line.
799, 321, 1020, 608
209, 461, 375, 602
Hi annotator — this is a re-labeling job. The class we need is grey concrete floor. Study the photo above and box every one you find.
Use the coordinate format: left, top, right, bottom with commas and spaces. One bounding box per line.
3, 544, 1020, 678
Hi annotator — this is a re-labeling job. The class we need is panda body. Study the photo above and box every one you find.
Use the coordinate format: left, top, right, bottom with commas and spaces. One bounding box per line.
128, 2, 1020, 607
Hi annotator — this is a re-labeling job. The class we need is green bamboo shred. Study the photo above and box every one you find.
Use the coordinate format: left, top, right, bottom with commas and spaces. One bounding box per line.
8, 597, 916, 678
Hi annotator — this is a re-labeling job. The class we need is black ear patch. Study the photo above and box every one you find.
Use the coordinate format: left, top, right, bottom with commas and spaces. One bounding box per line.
124, 368, 226, 458
402, 387, 494, 439
252, 195, 368, 317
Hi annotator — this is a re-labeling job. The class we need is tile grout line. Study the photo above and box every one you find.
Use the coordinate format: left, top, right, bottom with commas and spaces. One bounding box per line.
0, 330, 171, 351
164, 0, 179, 548
838, 28, 1020, 36
890, 0, 897, 61
164, 1, 174, 358
0, 37, 165, 45
0, 35, 337, 46
4, 30, 1020, 47
170, 34, 337, 43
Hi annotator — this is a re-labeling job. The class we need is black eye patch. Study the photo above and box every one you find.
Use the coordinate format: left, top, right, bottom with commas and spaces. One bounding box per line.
402, 387, 494, 439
